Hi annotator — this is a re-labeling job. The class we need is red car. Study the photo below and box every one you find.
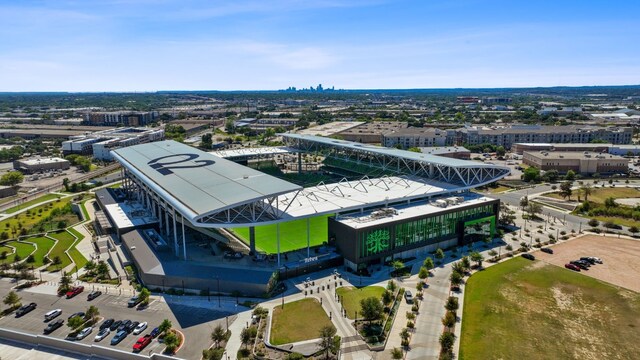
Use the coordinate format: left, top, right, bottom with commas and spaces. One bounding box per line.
66, 286, 85, 299
565, 263, 581, 272
133, 334, 152, 352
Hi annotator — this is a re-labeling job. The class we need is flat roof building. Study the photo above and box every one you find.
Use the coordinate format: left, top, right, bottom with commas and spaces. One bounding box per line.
14, 157, 70, 174
62, 127, 164, 160
512, 142, 611, 155
382, 127, 448, 149
336, 121, 408, 144
419, 146, 471, 160
523, 151, 628, 175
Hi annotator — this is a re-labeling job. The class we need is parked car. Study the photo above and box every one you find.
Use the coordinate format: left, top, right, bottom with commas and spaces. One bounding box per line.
404, 290, 414, 303
68, 311, 85, 320
565, 263, 581, 272
76, 326, 93, 340
541, 248, 554, 254
133, 334, 153, 352
44, 309, 62, 321
570, 261, 589, 270
150, 327, 161, 338
100, 318, 114, 330
589, 257, 603, 264
126, 321, 140, 334
133, 322, 148, 335
580, 257, 596, 265
94, 328, 111, 342
127, 296, 142, 308
575, 259, 591, 267
44, 319, 64, 334
109, 320, 123, 331
118, 320, 132, 332
66, 286, 84, 299
223, 251, 243, 259
16, 303, 37, 317
110, 330, 128, 345
87, 290, 102, 301
521, 253, 535, 260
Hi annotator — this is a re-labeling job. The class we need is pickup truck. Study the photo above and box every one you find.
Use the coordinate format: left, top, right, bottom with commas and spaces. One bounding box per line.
66, 286, 84, 299
133, 334, 153, 352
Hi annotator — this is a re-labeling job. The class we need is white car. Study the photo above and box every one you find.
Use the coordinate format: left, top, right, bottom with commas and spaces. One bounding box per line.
589, 257, 603, 264
76, 327, 93, 340
45, 309, 62, 321
94, 328, 110, 342
133, 321, 148, 335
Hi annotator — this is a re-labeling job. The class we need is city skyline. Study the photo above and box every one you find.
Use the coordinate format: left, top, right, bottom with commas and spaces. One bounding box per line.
1, 0, 639, 92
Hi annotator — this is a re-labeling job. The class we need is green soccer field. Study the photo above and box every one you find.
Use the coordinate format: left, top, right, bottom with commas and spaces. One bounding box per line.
231, 214, 332, 254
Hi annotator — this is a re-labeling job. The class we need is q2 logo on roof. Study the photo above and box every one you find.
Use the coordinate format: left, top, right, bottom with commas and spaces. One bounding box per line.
147, 154, 215, 175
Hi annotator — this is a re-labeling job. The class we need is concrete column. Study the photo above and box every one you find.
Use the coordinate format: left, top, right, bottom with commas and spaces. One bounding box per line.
157, 204, 163, 233
249, 227, 256, 255
164, 205, 170, 236
182, 214, 186, 260
173, 208, 178, 257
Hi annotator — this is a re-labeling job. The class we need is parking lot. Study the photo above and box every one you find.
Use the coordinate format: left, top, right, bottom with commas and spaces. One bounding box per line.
0, 281, 234, 359
534, 234, 640, 292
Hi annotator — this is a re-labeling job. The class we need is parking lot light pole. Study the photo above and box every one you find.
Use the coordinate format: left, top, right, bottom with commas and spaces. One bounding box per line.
217, 276, 221, 307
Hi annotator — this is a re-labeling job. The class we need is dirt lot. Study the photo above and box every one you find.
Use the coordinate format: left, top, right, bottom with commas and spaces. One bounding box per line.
535, 234, 640, 292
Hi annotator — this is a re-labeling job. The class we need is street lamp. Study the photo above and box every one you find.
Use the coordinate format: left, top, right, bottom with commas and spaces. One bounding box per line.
217, 276, 221, 308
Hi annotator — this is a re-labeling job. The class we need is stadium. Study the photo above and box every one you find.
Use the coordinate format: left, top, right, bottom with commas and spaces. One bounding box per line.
97, 134, 509, 295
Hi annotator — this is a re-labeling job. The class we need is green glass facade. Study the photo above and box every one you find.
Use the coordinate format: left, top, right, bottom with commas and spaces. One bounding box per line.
331, 200, 499, 266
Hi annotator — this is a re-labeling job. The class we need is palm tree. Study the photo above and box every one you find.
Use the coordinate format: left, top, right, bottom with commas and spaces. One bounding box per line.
211, 324, 226, 348
86, 305, 99, 324
159, 319, 172, 335
581, 184, 593, 202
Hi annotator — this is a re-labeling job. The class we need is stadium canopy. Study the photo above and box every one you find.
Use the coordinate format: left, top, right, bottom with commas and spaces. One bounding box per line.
112, 137, 509, 228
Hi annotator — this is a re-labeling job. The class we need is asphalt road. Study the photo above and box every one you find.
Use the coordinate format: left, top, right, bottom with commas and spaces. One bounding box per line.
0, 281, 233, 359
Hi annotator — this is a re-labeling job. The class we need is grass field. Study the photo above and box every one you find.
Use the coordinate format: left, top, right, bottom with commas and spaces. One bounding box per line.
231, 214, 331, 254
545, 187, 640, 203
4, 193, 63, 214
0, 197, 77, 238
45, 231, 75, 271
67, 227, 88, 272
270, 298, 333, 345
459, 257, 640, 360
22, 236, 56, 267
0, 241, 35, 264
336, 286, 386, 319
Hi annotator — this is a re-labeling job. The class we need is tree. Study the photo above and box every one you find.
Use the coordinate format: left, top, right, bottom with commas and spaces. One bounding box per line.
580, 183, 593, 201
442, 311, 456, 328
390, 347, 404, 360
318, 325, 337, 360
439, 332, 456, 352
470, 251, 484, 268
86, 305, 99, 323
382, 290, 394, 308
418, 266, 429, 281
62, 177, 70, 192
543, 169, 559, 183
445, 296, 459, 313
435, 248, 445, 263
496, 146, 506, 157
159, 319, 172, 335
240, 327, 251, 349
3, 291, 21, 310
26, 254, 35, 263
423, 257, 434, 272
629, 226, 639, 235
200, 133, 213, 149
588, 219, 599, 228
52, 255, 62, 267
0, 171, 24, 187
391, 260, 405, 273
526, 202, 543, 219
604, 197, 617, 208
139, 287, 151, 306
519, 196, 529, 209
211, 324, 226, 348
450, 271, 463, 288
96, 261, 109, 279
67, 315, 85, 330
451, 261, 465, 275
360, 297, 383, 324
164, 331, 180, 353
523, 167, 540, 182
559, 181, 573, 200
460, 256, 471, 272
407, 147, 421, 153
565, 170, 576, 181
386, 280, 397, 293
400, 328, 410, 344
58, 272, 71, 294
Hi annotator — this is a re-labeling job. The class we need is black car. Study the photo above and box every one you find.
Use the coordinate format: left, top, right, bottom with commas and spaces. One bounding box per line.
522, 253, 535, 260
109, 320, 123, 331
44, 319, 64, 334
68, 311, 85, 320
100, 318, 114, 330
118, 320, 132, 332
126, 321, 139, 333
541, 248, 554, 254
580, 257, 596, 265
570, 261, 589, 270
16, 302, 37, 317
575, 259, 591, 267
87, 290, 102, 301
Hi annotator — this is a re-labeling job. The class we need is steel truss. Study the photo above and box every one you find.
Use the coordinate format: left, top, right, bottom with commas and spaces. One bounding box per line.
283, 136, 510, 187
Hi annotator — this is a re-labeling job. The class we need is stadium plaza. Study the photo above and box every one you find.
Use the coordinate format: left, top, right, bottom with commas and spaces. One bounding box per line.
97, 134, 509, 296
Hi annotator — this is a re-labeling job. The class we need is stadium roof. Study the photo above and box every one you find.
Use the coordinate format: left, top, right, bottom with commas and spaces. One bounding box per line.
210, 146, 294, 159
112, 141, 302, 221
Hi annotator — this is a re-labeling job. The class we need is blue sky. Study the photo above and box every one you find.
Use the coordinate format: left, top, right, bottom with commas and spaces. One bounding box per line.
1, 0, 639, 91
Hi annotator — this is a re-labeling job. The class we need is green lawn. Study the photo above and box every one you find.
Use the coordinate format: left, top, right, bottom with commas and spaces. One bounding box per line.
0, 197, 78, 238
0, 241, 35, 264
22, 236, 56, 267
45, 231, 75, 271
270, 298, 334, 345
336, 286, 386, 319
68, 247, 88, 272
459, 257, 640, 360
231, 214, 332, 254
4, 193, 63, 214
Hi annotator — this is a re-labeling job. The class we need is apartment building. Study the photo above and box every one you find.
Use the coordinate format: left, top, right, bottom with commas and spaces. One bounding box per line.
84, 111, 158, 126
62, 127, 164, 160
383, 127, 448, 149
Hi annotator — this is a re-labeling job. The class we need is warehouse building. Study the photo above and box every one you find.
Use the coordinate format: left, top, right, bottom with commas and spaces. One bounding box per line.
522, 151, 628, 175
13, 157, 70, 174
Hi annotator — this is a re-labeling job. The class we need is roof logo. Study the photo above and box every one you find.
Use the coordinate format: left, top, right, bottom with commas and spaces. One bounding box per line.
148, 153, 215, 175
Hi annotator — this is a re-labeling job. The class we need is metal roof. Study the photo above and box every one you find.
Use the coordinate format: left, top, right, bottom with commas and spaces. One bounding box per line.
112, 140, 302, 221
282, 133, 497, 168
